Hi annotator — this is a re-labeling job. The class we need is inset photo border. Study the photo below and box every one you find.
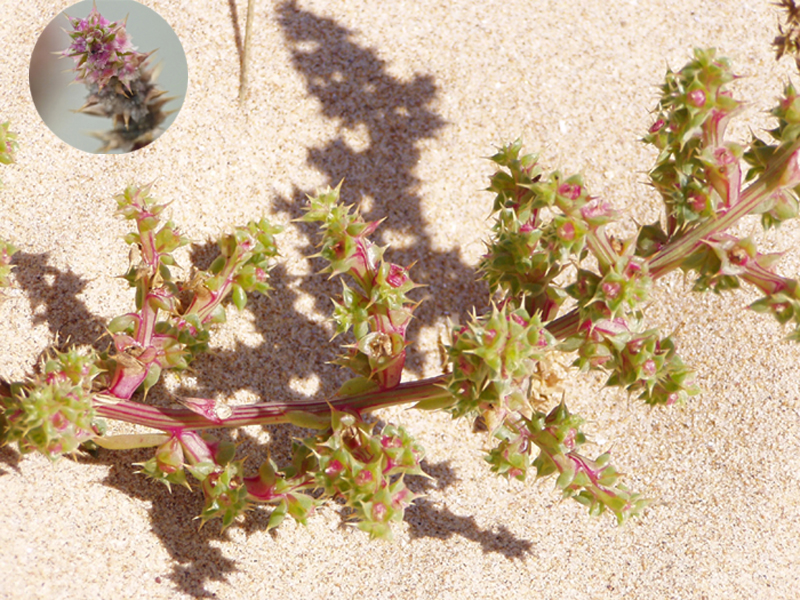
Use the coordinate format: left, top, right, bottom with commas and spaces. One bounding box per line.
29, 0, 188, 153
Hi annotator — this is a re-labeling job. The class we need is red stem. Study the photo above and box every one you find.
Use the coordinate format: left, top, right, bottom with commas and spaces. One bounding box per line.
545, 141, 800, 339
95, 376, 452, 431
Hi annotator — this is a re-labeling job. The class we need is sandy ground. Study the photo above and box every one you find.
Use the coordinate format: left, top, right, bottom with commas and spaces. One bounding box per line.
2, 1, 800, 598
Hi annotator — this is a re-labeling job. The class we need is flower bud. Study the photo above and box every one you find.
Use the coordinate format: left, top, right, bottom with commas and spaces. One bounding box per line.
155, 437, 184, 474
601, 281, 621, 299
557, 220, 576, 241
642, 359, 657, 377
354, 468, 374, 487
325, 459, 345, 478
688, 192, 707, 213
580, 198, 616, 226
371, 501, 388, 522
687, 89, 706, 107
649, 118, 665, 134
386, 263, 409, 288
558, 183, 582, 201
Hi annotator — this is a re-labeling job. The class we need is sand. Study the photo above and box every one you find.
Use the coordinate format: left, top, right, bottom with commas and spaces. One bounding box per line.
1, 1, 799, 598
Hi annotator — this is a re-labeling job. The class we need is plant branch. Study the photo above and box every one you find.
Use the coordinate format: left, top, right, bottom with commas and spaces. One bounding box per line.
94, 376, 452, 432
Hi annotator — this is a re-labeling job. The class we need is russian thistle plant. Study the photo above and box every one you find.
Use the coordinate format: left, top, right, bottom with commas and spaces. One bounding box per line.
60, 4, 174, 152
5, 9, 800, 539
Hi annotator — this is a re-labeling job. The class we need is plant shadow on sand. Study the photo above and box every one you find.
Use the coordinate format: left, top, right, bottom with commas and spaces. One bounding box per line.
183, 0, 489, 406
0, 3, 535, 596
68, 431, 529, 597
0, 197, 529, 596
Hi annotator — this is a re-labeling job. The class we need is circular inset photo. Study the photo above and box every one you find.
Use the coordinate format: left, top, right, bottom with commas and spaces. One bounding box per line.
30, 0, 188, 154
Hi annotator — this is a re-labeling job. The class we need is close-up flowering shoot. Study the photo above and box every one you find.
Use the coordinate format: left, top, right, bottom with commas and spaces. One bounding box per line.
59, 4, 175, 152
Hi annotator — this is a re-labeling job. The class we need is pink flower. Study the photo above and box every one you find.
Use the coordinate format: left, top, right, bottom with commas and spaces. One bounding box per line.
325, 459, 344, 478
602, 281, 621, 299
61, 6, 144, 91
642, 359, 657, 377
386, 264, 408, 288
381, 435, 402, 449
689, 192, 706, 212
558, 183, 582, 200
687, 89, 706, 107
580, 198, 615, 222
713, 146, 736, 166
557, 220, 576, 241
510, 313, 528, 327
371, 502, 388, 522
355, 469, 373, 486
